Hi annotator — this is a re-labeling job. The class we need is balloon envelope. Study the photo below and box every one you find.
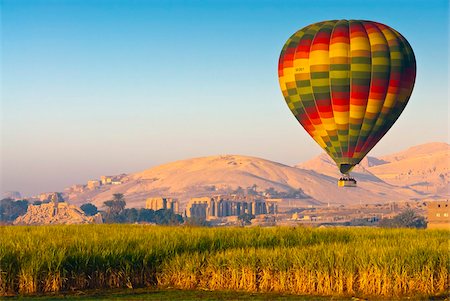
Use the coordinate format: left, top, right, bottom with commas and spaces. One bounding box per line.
278, 20, 416, 174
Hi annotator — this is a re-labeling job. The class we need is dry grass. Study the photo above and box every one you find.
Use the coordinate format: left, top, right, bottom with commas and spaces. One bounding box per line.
0, 225, 448, 298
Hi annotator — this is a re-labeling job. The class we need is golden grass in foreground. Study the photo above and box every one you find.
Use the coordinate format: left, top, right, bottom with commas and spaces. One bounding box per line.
0, 225, 448, 297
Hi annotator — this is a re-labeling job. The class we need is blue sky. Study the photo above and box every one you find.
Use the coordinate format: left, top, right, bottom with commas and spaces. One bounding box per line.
1, 0, 448, 196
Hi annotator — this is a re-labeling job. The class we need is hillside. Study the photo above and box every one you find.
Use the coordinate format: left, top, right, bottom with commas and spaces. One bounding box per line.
297, 153, 382, 181
367, 142, 449, 195
298, 142, 449, 198
67, 154, 423, 209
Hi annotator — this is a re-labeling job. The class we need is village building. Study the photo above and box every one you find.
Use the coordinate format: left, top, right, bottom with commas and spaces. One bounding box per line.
64, 184, 86, 194
100, 176, 113, 185
427, 200, 449, 229
87, 180, 101, 190
100, 174, 127, 186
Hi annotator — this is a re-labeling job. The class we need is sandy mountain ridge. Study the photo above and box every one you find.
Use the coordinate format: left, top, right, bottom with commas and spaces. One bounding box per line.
64, 142, 449, 209
298, 142, 449, 197
367, 142, 449, 195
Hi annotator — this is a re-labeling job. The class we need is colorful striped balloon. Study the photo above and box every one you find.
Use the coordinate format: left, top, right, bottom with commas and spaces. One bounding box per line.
278, 20, 416, 174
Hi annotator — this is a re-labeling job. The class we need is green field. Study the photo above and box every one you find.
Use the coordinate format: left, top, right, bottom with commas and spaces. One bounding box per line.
0, 225, 448, 299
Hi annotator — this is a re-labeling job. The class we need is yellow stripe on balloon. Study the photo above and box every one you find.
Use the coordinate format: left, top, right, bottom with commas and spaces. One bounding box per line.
351, 37, 371, 51
310, 50, 330, 65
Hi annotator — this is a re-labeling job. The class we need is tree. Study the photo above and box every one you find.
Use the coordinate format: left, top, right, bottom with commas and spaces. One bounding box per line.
122, 208, 138, 223
103, 200, 114, 214
0, 198, 29, 222
102, 194, 127, 223
246, 184, 258, 195
112, 194, 126, 213
281, 188, 307, 199
233, 186, 244, 195
138, 209, 155, 223
379, 209, 426, 229
264, 187, 278, 197
293, 188, 307, 198
238, 213, 255, 226
103, 195, 126, 215
154, 209, 183, 225
80, 203, 98, 216
113, 193, 125, 202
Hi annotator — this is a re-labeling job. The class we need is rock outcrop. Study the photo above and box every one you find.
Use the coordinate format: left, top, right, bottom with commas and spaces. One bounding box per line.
14, 202, 102, 225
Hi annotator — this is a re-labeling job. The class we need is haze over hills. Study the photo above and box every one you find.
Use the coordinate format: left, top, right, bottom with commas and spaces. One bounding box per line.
57, 143, 450, 209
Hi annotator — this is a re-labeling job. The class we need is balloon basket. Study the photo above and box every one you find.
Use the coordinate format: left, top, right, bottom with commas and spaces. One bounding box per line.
338, 177, 357, 187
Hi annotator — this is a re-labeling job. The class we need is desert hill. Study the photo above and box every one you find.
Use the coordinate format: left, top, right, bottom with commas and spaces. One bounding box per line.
366, 142, 449, 196
67, 154, 423, 209
298, 142, 449, 198
297, 153, 382, 182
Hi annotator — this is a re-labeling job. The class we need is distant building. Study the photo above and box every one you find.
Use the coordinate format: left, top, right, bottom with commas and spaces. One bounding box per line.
101, 174, 126, 186
145, 197, 179, 213
38, 192, 65, 203
186, 195, 278, 219
186, 197, 211, 219
87, 180, 101, 190
100, 176, 113, 185
427, 200, 449, 229
67, 184, 86, 193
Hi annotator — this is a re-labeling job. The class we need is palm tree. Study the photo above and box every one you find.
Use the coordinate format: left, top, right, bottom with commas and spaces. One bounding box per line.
113, 193, 125, 202
103, 194, 126, 216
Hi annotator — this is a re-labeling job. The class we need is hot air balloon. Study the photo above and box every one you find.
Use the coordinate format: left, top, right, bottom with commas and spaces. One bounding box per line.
278, 20, 416, 187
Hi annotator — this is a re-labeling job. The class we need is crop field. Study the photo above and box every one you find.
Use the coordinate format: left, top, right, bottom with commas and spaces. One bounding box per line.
0, 225, 448, 298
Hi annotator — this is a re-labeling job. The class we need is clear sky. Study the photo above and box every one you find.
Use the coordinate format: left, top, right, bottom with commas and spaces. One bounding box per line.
1, 0, 448, 196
